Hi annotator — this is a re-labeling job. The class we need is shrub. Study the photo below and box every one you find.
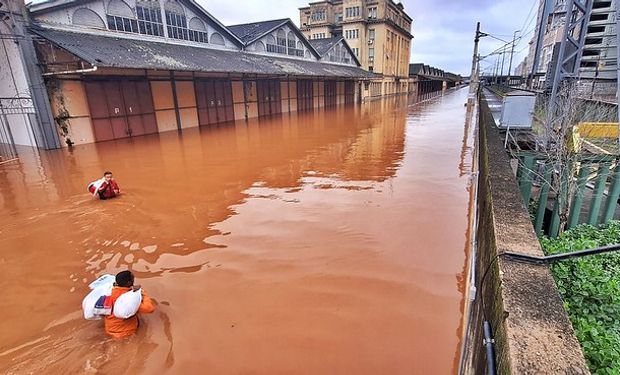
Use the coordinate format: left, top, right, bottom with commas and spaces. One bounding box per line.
541, 221, 620, 374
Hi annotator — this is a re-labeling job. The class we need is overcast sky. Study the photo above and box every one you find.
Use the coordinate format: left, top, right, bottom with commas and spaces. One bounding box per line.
200, 0, 540, 76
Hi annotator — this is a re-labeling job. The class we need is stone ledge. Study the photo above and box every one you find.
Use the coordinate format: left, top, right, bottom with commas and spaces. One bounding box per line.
461, 96, 589, 374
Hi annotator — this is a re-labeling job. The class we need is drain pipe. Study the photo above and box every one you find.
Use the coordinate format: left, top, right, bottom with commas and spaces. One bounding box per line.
42, 66, 98, 76
483, 321, 497, 375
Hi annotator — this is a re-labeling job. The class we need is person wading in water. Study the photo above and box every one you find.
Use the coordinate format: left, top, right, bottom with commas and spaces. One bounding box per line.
104, 271, 155, 338
88, 171, 121, 200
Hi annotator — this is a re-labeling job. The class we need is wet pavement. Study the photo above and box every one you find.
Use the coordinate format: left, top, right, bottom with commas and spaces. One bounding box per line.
0, 88, 474, 374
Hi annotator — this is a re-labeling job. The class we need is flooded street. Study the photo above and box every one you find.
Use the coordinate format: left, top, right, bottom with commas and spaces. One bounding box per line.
0, 88, 474, 374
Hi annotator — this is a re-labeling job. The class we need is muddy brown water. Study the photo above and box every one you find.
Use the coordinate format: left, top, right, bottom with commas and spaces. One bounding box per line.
0, 88, 474, 374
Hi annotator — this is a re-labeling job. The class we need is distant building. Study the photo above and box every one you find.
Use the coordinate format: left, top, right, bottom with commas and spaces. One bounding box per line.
299, 0, 413, 98
408, 64, 462, 98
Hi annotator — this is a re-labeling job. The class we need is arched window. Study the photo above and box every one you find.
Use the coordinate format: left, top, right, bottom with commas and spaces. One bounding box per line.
165, 2, 209, 44
305, 49, 311, 59
72, 8, 105, 28
108, 0, 133, 18
210, 32, 225, 45
255, 41, 266, 52
267, 29, 286, 54
107, 0, 163, 36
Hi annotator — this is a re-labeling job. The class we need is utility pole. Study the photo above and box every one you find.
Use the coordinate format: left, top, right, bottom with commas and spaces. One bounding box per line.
469, 22, 488, 96
500, 49, 506, 84
507, 30, 519, 86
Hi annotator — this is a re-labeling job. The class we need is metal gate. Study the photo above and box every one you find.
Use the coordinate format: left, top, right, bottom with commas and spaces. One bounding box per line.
0, 97, 30, 164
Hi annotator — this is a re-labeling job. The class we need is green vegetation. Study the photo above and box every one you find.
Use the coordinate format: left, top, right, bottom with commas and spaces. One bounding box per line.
541, 221, 620, 374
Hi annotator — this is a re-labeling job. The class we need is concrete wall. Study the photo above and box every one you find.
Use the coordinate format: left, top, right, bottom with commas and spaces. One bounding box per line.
47, 80, 94, 146
461, 97, 590, 374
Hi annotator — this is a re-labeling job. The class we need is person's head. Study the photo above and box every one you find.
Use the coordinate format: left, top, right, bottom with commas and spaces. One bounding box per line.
103, 171, 113, 182
115, 270, 134, 287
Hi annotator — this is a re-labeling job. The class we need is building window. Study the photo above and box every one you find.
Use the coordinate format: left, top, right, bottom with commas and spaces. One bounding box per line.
352, 47, 359, 56
108, 5, 164, 36
287, 32, 304, 57
368, 29, 375, 40
335, 12, 343, 22
266, 31, 286, 54
165, 11, 207, 43
137, 5, 164, 36
312, 33, 326, 39
368, 7, 377, 19
368, 47, 374, 62
345, 7, 360, 18
311, 9, 326, 21
345, 29, 359, 39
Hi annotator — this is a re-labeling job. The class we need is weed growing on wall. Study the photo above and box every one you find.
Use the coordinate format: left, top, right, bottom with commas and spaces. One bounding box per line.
541, 221, 620, 373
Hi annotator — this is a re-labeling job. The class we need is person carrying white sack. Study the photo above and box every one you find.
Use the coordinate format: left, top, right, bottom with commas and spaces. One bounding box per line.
103, 270, 155, 338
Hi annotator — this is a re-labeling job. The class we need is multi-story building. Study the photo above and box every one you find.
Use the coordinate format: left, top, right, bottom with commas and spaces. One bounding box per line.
524, 0, 618, 100
299, 0, 413, 99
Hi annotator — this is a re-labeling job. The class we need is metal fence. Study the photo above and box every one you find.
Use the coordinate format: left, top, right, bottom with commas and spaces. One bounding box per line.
515, 153, 620, 237
0, 97, 35, 163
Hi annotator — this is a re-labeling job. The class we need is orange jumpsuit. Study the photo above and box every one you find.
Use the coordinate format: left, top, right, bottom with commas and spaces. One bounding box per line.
104, 287, 155, 338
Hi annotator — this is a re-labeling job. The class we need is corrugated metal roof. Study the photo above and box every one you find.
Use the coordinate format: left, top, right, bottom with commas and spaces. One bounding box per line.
33, 27, 375, 79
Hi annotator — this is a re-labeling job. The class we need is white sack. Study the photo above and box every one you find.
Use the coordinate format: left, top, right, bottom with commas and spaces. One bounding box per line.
112, 289, 143, 319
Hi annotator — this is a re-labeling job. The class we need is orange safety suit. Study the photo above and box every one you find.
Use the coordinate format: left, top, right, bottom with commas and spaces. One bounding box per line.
104, 286, 155, 338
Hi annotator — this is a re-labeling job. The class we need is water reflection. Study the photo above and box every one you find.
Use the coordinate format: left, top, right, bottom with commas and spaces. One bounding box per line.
0, 89, 472, 374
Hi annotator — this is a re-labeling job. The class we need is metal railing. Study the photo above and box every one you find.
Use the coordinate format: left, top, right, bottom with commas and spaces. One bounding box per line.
514, 152, 620, 237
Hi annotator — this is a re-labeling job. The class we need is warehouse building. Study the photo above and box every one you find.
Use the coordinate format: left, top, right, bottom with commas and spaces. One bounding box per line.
0, 0, 372, 148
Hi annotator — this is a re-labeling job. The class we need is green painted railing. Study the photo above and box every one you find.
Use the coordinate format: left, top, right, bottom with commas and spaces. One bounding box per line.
514, 153, 620, 237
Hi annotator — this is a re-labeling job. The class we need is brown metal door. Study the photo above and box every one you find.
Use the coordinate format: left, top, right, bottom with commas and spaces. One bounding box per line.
257, 80, 269, 117
324, 81, 336, 107
222, 81, 234, 122
297, 80, 313, 112
84, 81, 114, 142
135, 81, 158, 134
196, 81, 209, 126
345, 81, 355, 104
103, 82, 129, 141
269, 80, 281, 115
121, 81, 143, 136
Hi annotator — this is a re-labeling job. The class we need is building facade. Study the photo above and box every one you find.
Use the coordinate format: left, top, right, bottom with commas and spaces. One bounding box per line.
523, 0, 618, 101
299, 0, 413, 99
0, 0, 372, 149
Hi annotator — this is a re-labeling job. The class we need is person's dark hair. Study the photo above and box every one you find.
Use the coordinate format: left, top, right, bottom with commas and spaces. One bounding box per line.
103, 171, 113, 177
115, 270, 134, 287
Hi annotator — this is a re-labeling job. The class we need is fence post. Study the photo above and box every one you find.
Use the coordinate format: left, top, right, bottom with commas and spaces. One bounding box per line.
568, 163, 590, 229
602, 163, 620, 223
549, 163, 571, 238
518, 155, 535, 206
588, 163, 610, 225
535, 162, 552, 234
